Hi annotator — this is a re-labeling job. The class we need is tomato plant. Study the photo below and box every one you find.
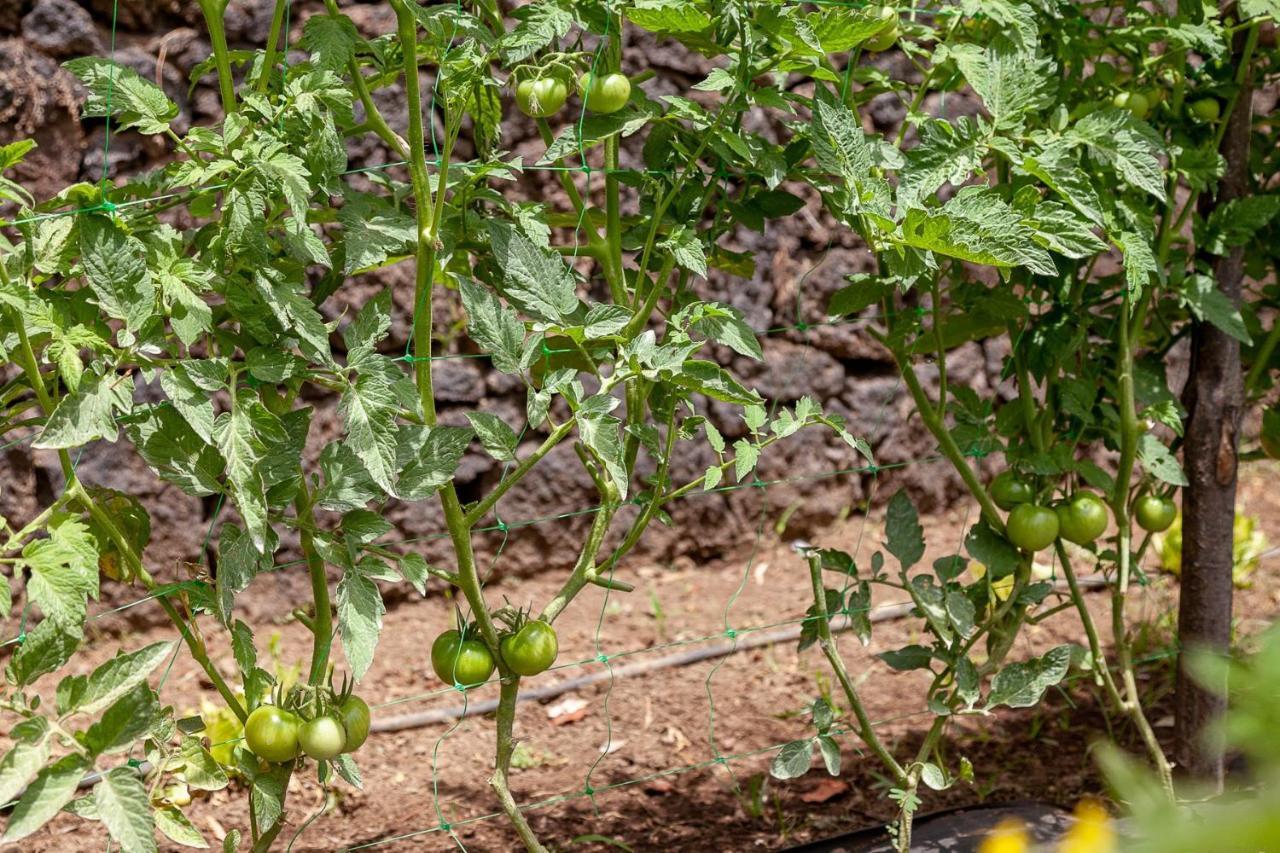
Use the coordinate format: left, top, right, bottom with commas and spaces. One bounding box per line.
1055, 493, 1110, 545
338, 695, 371, 753
990, 471, 1033, 511
431, 629, 497, 687
299, 715, 347, 761
579, 72, 631, 114
1006, 504, 1061, 552
1135, 495, 1178, 533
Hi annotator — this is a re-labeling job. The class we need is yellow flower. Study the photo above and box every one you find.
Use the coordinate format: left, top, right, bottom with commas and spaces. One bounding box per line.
979, 818, 1031, 853
1058, 799, 1114, 853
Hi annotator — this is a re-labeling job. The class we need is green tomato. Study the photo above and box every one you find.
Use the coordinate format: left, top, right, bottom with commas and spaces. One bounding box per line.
516, 77, 568, 118
579, 72, 631, 114
338, 694, 371, 753
431, 630, 496, 686
1189, 98, 1220, 122
1006, 504, 1060, 552
244, 705, 301, 764
500, 620, 559, 677
1134, 495, 1177, 533
1055, 493, 1110, 545
863, 6, 899, 52
1112, 90, 1150, 120
299, 715, 346, 761
991, 471, 1034, 511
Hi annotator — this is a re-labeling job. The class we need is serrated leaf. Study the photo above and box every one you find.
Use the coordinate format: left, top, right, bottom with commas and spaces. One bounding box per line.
898, 117, 989, 209
2, 754, 91, 842
487, 221, 580, 324
301, 13, 359, 73
1182, 274, 1250, 344
338, 567, 384, 681
76, 641, 175, 716
460, 279, 525, 373
33, 374, 125, 449
64, 57, 177, 134
966, 521, 1020, 580
340, 373, 400, 496
901, 187, 1057, 276
1137, 434, 1187, 486
397, 425, 472, 500
0, 741, 51, 807
986, 645, 1072, 708
1070, 109, 1165, 200
79, 215, 155, 332
878, 644, 934, 671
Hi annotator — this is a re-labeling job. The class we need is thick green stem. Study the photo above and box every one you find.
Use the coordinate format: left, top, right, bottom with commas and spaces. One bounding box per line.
539, 502, 616, 623
896, 354, 1005, 528
491, 679, 548, 852
256, 0, 289, 93
296, 483, 333, 686
806, 554, 907, 782
603, 134, 627, 303
198, 0, 237, 115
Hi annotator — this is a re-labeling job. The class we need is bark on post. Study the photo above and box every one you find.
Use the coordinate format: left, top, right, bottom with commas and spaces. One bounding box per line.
1175, 15, 1255, 787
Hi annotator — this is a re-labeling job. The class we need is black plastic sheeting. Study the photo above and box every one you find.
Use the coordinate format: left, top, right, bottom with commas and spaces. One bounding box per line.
782, 801, 1075, 853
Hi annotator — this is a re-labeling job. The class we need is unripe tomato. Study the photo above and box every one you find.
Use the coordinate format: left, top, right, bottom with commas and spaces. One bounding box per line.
1134, 495, 1177, 532
516, 77, 568, 118
244, 705, 301, 763
990, 471, 1033, 511
1055, 493, 1109, 545
1006, 504, 1060, 552
1189, 98, 1220, 122
864, 6, 899, 52
431, 630, 496, 686
1112, 91, 1150, 120
500, 620, 559, 677
578, 72, 631, 114
299, 714, 346, 760
338, 694, 371, 752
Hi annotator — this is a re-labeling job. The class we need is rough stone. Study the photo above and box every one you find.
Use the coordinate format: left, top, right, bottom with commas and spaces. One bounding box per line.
21, 0, 100, 57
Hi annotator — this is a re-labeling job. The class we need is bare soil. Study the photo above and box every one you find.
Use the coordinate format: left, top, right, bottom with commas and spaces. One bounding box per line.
15, 461, 1280, 853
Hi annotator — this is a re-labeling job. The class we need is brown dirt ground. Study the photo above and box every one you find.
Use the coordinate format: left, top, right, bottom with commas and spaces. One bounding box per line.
13, 461, 1280, 853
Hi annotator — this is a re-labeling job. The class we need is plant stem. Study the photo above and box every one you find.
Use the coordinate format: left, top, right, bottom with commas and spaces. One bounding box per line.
463, 421, 576, 527
257, 0, 289, 94
490, 678, 548, 852
296, 482, 333, 686
603, 134, 627, 303
197, 0, 237, 115
805, 554, 906, 782
896, 354, 1004, 529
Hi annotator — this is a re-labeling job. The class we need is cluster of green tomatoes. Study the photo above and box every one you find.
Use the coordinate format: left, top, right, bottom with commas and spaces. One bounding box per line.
991, 471, 1177, 554
243, 681, 371, 764
512, 67, 632, 118
431, 616, 559, 687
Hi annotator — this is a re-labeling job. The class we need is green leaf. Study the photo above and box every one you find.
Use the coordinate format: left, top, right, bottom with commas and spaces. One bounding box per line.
770, 739, 814, 780
83, 684, 161, 755
10, 618, 81, 687
340, 373, 401, 497
582, 304, 631, 339
660, 226, 708, 278
213, 400, 277, 551
965, 520, 1020, 580
178, 737, 228, 791
466, 412, 518, 462
396, 425, 473, 500
75, 641, 175, 716
898, 117, 989, 209
339, 192, 416, 274
2, 754, 91, 843
63, 58, 178, 134
1116, 231, 1158, 301
816, 735, 841, 776
811, 96, 872, 185
1182, 274, 1251, 344
487, 221, 580, 324
670, 360, 762, 405
161, 366, 217, 443
126, 406, 222, 497
1199, 194, 1280, 255
398, 553, 431, 596
337, 565, 384, 682
920, 762, 948, 791
627, 0, 711, 33
579, 414, 628, 498
1137, 434, 1188, 486
344, 291, 394, 368
986, 645, 1072, 709
1069, 109, 1166, 200
0, 741, 51, 807
156, 805, 208, 848
948, 41, 1055, 132
33, 374, 127, 449
878, 644, 934, 671
249, 764, 289, 833
301, 13, 359, 73
901, 187, 1057, 276
23, 514, 98, 626
79, 214, 156, 333
691, 305, 764, 360
828, 277, 895, 316
885, 491, 924, 569
460, 279, 525, 373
